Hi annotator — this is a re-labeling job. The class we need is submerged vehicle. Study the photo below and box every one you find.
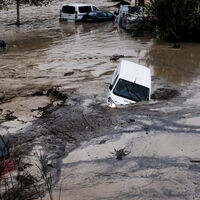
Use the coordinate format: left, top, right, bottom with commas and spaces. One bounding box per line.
0, 40, 6, 49
108, 60, 151, 106
115, 5, 146, 30
0, 135, 15, 176
82, 11, 115, 22
60, 3, 99, 22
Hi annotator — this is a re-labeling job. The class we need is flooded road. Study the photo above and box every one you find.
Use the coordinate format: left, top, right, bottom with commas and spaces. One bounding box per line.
0, 1, 200, 199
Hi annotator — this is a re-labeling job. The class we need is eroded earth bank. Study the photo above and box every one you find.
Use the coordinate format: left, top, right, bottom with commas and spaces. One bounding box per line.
1, 0, 200, 199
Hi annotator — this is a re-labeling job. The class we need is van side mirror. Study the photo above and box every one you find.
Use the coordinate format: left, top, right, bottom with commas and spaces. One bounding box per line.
109, 84, 113, 90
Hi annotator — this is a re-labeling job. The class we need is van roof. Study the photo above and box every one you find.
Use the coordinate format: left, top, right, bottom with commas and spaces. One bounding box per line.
62, 3, 94, 7
118, 60, 151, 88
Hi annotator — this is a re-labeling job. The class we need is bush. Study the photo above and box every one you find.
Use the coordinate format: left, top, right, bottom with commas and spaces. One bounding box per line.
147, 0, 200, 42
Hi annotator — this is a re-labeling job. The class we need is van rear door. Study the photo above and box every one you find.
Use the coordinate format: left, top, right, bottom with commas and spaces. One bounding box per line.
62, 5, 76, 20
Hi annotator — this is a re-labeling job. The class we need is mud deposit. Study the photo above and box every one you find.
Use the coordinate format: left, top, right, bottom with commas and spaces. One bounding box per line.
0, 0, 200, 199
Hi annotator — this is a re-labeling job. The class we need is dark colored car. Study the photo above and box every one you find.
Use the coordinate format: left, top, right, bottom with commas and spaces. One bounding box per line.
0, 135, 15, 176
0, 40, 6, 49
83, 11, 115, 22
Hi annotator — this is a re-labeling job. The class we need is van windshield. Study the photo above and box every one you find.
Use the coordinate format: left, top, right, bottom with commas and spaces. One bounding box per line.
113, 79, 149, 102
79, 6, 92, 13
62, 6, 75, 14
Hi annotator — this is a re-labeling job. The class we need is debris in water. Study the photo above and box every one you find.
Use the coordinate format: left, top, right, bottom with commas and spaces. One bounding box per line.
144, 126, 149, 134
190, 160, 200, 163
151, 88, 179, 100
16, 174, 36, 187
114, 148, 129, 160
99, 139, 107, 144
5, 111, 17, 121
110, 54, 124, 61
32, 87, 67, 101
46, 87, 67, 101
64, 72, 74, 76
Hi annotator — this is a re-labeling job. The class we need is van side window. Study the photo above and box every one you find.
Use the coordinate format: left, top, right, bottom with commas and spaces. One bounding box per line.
62, 6, 75, 14
93, 6, 98, 11
79, 6, 92, 13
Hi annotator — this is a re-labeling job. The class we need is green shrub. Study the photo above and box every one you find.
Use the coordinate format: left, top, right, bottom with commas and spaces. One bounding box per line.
147, 0, 200, 41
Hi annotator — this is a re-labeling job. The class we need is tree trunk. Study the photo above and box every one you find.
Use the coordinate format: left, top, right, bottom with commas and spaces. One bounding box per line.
16, 0, 20, 25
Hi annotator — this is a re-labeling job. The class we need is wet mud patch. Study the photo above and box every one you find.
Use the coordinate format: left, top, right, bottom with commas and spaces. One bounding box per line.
151, 88, 180, 100
51, 129, 200, 200
3, 82, 200, 200
32, 87, 68, 101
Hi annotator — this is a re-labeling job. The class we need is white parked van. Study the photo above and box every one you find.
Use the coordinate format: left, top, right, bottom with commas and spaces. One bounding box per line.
108, 60, 151, 106
60, 3, 99, 22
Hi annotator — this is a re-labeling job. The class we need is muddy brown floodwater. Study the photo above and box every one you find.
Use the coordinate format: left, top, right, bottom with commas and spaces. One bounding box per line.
0, 0, 200, 199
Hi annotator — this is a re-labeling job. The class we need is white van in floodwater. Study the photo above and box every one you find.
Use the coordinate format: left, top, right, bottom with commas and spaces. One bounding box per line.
60, 3, 99, 22
107, 60, 151, 106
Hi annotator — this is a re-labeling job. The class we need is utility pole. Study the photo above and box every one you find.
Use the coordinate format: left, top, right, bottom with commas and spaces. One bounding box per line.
16, 0, 20, 25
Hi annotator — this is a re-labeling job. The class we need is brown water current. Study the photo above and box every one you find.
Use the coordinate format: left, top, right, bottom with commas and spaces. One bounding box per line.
1, 1, 200, 199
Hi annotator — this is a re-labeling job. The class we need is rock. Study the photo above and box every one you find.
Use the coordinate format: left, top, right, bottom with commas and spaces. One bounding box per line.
64, 72, 74, 76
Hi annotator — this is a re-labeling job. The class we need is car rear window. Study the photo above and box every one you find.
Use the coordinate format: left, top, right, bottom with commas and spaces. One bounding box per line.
62, 6, 75, 14
97, 12, 107, 17
79, 6, 92, 13
107, 12, 113, 17
88, 12, 96, 16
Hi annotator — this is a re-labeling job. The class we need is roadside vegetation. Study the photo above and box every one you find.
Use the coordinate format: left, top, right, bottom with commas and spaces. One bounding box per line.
147, 0, 200, 42
0, 149, 56, 200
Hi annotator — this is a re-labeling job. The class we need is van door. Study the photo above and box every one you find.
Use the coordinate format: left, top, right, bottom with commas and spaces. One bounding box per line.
92, 6, 99, 11
62, 5, 76, 20
78, 6, 92, 19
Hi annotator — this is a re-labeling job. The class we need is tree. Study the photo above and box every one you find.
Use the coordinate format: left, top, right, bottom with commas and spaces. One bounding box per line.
147, 0, 200, 42
0, 0, 51, 25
